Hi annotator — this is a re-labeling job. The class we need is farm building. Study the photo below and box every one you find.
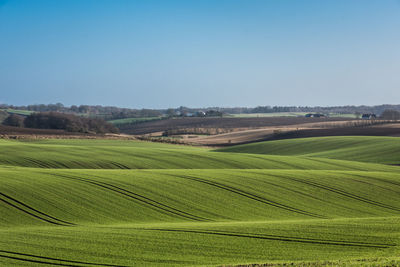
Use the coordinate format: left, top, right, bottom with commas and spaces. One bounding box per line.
305, 113, 325, 118
361, 113, 377, 119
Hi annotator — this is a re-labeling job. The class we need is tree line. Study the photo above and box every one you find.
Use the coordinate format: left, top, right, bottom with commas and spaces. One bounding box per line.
2, 103, 400, 118
2, 112, 119, 134
0, 103, 162, 120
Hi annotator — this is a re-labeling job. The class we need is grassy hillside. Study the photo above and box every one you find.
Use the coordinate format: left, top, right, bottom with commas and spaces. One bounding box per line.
218, 136, 400, 165
0, 139, 398, 172
1, 138, 400, 266
3, 168, 400, 226
2, 217, 400, 266
2, 168, 400, 265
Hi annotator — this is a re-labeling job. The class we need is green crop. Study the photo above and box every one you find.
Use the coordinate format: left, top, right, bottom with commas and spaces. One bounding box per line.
217, 136, 400, 165
1, 137, 400, 266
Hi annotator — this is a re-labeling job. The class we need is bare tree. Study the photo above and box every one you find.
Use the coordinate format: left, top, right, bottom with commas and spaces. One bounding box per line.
380, 109, 400, 120
2, 114, 25, 127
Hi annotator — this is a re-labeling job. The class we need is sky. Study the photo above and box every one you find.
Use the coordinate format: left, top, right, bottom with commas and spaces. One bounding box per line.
0, 0, 399, 109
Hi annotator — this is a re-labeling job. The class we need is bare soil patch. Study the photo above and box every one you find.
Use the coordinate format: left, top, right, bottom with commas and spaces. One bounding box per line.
171, 121, 400, 146
193, 125, 400, 147
0, 125, 135, 140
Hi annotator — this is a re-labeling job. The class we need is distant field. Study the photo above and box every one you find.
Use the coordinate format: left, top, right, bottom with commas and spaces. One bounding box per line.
257, 124, 400, 142
119, 116, 353, 135
328, 113, 359, 118
1, 137, 400, 266
0, 124, 99, 136
230, 112, 357, 118
170, 120, 399, 147
230, 112, 308, 117
109, 116, 163, 125
0, 108, 33, 116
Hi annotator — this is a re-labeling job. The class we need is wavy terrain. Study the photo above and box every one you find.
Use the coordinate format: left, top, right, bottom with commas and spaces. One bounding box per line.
0, 139, 398, 171
218, 136, 400, 165
1, 138, 400, 266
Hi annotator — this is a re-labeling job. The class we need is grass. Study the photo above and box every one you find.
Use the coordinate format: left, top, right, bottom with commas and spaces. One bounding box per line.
3, 168, 400, 225
217, 136, 400, 165
0, 139, 399, 171
1, 137, 400, 266
0, 108, 34, 116
2, 217, 400, 266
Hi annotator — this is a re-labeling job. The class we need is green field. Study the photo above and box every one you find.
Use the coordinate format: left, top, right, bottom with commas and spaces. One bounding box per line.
1, 137, 400, 266
217, 136, 400, 165
0, 109, 34, 116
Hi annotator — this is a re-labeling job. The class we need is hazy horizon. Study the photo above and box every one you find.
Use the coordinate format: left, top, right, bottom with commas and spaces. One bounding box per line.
1, 0, 399, 108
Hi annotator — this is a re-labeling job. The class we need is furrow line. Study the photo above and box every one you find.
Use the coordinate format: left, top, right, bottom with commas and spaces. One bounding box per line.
0, 250, 129, 267
0, 192, 75, 226
270, 174, 400, 213
171, 174, 325, 218
350, 173, 400, 191
0, 197, 65, 226
80, 174, 211, 221
23, 157, 52, 169
50, 173, 210, 222
110, 161, 130, 169
242, 171, 376, 216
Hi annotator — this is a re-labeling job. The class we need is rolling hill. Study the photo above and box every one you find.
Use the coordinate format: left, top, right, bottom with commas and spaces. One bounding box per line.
217, 136, 400, 165
1, 137, 400, 266
0, 139, 399, 172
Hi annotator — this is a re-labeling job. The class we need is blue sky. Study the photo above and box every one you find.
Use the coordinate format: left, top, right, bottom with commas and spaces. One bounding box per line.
0, 0, 399, 108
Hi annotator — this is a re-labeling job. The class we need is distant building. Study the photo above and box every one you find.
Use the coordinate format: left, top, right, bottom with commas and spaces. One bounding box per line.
195, 111, 206, 117
305, 113, 325, 118
361, 113, 377, 119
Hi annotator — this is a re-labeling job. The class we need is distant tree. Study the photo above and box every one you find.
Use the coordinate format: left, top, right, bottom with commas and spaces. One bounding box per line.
0, 110, 8, 123
166, 108, 176, 117
78, 105, 90, 114
205, 110, 223, 117
24, 112, 119, 133
380, 109, 400, 120
70, 105, 79, 113
2, 114, 25, 127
